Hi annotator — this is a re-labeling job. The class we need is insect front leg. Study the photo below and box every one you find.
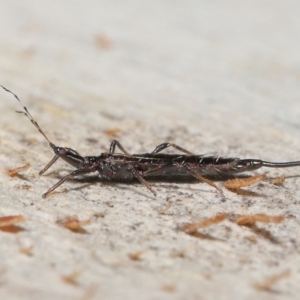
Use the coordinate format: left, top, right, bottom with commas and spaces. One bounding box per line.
39, 155, 59, 175
151, 142, 194, 155
109, 140, 130, 155
42, 168, 93, 198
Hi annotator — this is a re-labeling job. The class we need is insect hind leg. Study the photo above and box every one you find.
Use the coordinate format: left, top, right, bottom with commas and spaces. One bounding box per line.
151, 143, 194, 155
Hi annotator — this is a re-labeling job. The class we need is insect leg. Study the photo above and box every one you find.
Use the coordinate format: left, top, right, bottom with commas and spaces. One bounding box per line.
39, 155, 59, 175
128, 165, 157, 196
109, 140, 130, 155
42, 168, 92, 198
151, 143, 194, 155
183, 165, 224, 195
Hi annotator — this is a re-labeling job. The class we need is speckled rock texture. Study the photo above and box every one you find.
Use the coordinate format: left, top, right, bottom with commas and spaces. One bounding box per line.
0, 1, 300, 299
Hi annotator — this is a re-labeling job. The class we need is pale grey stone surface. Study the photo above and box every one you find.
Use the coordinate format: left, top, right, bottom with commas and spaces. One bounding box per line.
0, 1, 300, 299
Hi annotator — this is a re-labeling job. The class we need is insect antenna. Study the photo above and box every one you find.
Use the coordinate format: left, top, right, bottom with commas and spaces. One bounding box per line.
1, 85, 53, 146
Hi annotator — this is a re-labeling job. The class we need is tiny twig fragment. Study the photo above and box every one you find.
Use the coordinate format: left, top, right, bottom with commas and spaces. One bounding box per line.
233, 214, 283, 226
181, 214, 227, 234
0, 215, 25, 227
224, 174, 267, 189
7, 163, 30, 177
57, 216, 91, 233
104, 128, 122, 136
253, 270, 290, 291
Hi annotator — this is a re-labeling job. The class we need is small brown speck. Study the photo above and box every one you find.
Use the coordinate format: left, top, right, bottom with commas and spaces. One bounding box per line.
104, 128, 122, 137
62, 271, 81, 285
161, 284, 177, 293
128, 251, 143, 261
94, 33, 114, 50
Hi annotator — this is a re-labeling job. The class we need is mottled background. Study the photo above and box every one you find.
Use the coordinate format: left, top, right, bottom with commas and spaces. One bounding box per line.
0, 1, 300, 299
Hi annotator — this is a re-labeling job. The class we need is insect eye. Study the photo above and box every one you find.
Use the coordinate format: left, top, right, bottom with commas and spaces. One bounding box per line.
58, 148, 67, 155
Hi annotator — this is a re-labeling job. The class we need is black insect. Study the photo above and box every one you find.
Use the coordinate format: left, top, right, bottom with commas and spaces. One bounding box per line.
2, 85, 300, 198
